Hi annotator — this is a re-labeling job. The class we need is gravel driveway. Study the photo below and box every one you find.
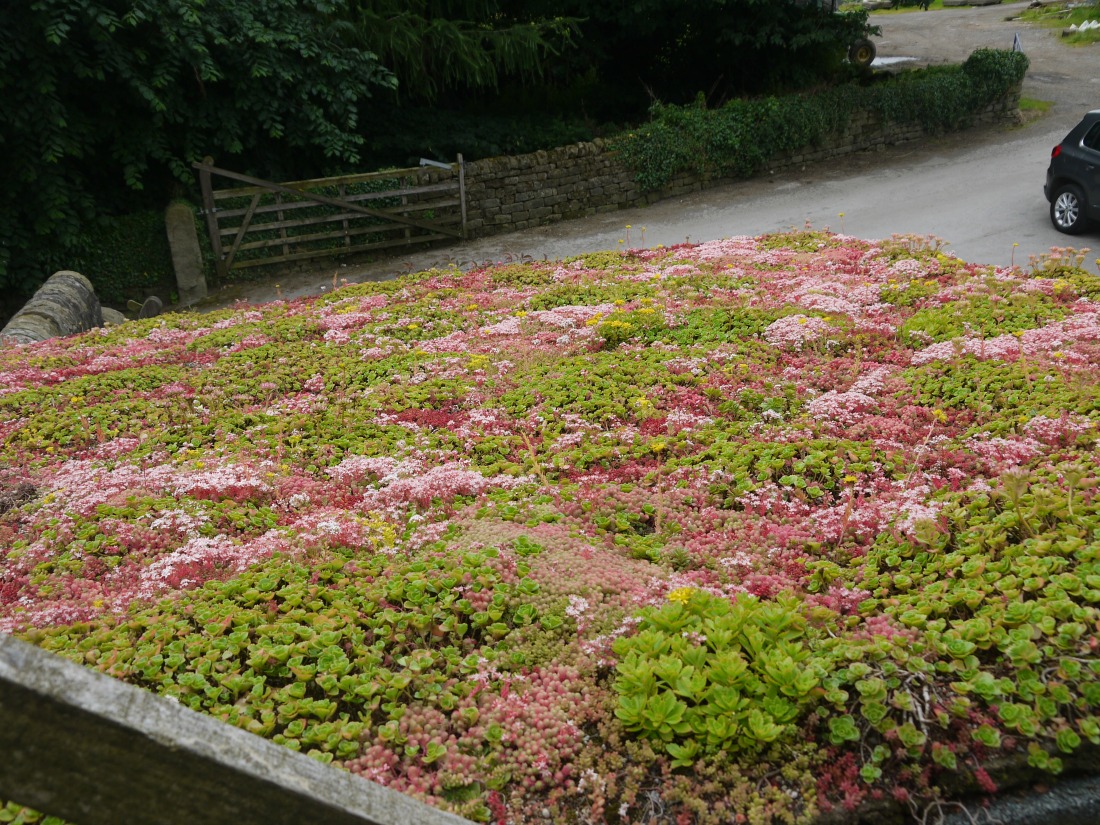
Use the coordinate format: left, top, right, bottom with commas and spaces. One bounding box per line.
200, 1, 1100, 310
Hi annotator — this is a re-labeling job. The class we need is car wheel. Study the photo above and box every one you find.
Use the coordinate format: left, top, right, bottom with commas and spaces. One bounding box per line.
1050, 184, 1089, 235
848, 38, 876, 69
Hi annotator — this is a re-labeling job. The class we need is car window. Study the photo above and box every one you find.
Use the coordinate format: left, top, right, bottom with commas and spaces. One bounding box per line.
1082, 122, 1100, 152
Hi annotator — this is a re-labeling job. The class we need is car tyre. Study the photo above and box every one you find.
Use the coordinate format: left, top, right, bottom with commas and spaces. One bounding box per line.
848, 38, 876, 69
1050, 184, 1089, 235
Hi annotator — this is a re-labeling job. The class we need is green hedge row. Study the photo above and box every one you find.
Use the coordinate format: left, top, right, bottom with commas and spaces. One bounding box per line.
612, 49, 1028, 192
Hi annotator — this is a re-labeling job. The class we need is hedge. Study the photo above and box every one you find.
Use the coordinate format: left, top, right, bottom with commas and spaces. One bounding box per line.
611, 49, 1029, 191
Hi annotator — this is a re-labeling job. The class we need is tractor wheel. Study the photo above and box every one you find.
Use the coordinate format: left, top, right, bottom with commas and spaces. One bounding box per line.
848, 38, 876, 69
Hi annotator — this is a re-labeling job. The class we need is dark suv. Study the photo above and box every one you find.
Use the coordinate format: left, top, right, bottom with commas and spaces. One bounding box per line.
1046, 110, 1100, 235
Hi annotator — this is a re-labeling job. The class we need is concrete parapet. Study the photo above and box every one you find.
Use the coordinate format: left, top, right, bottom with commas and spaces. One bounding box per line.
0, 634, 473, 825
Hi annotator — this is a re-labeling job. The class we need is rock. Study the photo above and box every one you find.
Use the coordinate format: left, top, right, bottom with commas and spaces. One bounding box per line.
101, 308, 127, 326
0, 271, 102, 345
138, 296, 163, 319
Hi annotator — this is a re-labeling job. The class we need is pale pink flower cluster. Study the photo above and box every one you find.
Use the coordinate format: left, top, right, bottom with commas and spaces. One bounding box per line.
144, 326, 202, 346
293, 509, 390, 553
887, 258, 935, 278
690, 236, 760, 260
416, 331, 471, 353
1024, 413, 1096, 445
360, 463, 521, 509
138, 529, 290, 596
327, 455, 404, 484
763, 314, 833, 350
456, 408, 516, 437
880, 484, 943, 536
172, 464, 272, 502
148, 508, 208, 537
853, 366, 893, 394
404, 520, 449, 551
317, 309, 377, 331
664, 357, 706, 375
323, 328, 352, 344
225, 333, 272, 353
964, 435, 1043, 468
912, 306, 1100, 366
565, 595, 591, 618
533, 303, 617, 329
665, 410, 713, 432
265, 394, 326, 416
807, 390, 878, 428
799, 293, 862, 317
661, 264, 701, 278
479, 317, 523, 336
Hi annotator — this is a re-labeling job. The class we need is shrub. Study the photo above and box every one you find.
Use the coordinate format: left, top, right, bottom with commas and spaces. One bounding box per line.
614, 49, 1028, 191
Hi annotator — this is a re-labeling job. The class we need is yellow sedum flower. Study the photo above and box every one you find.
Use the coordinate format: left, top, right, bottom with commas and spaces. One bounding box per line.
667, 587, 695, 604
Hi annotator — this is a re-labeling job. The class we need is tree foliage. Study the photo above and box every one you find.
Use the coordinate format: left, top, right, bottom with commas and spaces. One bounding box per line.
0, 0, 395, 297
514, 0, 874, 108
345, 0, 577, 104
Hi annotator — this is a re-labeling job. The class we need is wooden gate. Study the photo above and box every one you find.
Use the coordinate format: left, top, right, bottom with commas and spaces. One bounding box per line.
193, 158, 467, 282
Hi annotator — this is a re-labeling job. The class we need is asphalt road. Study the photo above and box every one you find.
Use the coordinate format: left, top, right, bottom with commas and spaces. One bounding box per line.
204, 1, 1100, 309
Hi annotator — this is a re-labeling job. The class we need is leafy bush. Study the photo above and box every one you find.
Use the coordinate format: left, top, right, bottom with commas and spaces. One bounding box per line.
614, 49, 1029, 191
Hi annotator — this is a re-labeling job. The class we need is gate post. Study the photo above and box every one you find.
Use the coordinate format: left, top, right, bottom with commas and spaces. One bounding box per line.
457, 154, 467, 240
197, 156, 228, 286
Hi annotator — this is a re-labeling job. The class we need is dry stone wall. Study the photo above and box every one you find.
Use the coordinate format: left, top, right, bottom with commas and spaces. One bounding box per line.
461, 87, 1021, 240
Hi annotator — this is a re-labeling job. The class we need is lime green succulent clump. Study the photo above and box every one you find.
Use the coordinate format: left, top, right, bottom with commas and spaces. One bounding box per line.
612, 591, 834, 766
